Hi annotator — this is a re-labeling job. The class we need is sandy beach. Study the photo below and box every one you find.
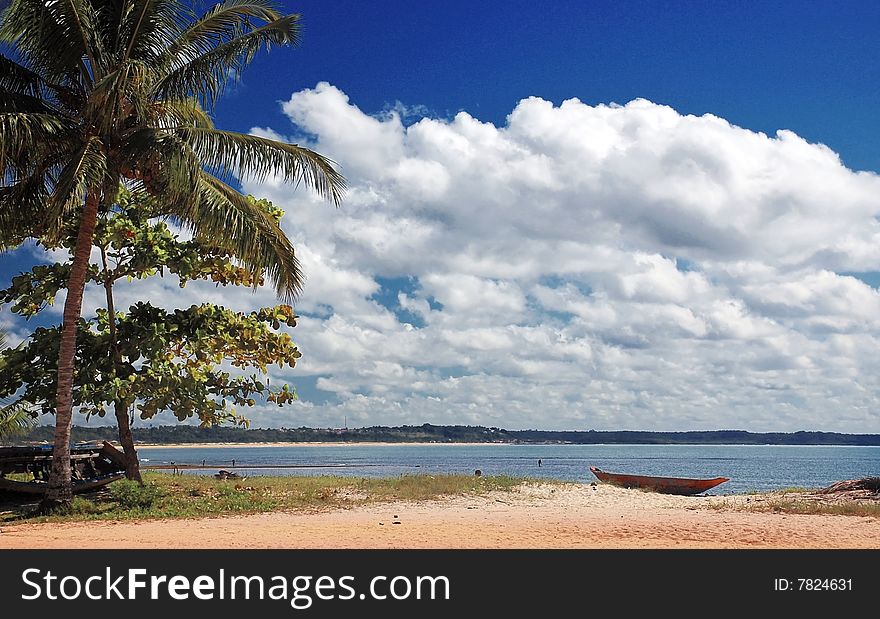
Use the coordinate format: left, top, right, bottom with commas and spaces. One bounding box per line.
2, 483, 878, 549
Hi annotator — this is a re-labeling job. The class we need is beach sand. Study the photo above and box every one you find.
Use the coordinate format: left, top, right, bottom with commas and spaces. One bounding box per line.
2, 483, 878, 549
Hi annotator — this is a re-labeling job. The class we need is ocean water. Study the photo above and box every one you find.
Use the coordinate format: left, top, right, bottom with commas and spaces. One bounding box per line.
136, 443, 880, 495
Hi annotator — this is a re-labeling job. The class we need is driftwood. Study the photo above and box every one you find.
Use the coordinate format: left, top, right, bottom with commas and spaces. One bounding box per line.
817, 477, 880, 495
214, 470, 243, 480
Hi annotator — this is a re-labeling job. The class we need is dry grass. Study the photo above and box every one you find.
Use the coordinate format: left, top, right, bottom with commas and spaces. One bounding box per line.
1, 472, 539, 524
709, 489, 880, 518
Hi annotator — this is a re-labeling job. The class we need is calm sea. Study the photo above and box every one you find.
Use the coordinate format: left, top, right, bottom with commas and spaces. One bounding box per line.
136, 443, 880, 495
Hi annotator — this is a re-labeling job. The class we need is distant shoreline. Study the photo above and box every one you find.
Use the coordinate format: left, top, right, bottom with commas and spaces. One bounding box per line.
13, 424, 880, 447
132, 441, 880, 449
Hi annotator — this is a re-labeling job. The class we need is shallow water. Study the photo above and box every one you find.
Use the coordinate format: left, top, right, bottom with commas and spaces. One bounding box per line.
137, 443, 880, 495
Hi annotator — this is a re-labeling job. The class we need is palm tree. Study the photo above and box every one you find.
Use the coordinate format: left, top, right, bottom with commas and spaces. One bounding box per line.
0, 0, 345, 510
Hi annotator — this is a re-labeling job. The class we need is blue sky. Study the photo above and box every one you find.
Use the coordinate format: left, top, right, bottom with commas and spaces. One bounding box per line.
214, 0, 880, 173
3, 1, 880, 433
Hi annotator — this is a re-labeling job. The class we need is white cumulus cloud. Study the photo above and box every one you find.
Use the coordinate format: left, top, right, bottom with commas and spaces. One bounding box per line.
36, 83, 880, 432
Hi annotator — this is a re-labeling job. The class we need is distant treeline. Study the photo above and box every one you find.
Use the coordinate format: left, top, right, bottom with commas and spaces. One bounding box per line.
11, 424, 880, 446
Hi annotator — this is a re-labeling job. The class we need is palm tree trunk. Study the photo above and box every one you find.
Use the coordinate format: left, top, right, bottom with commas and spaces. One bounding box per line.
41, 189, 102, 513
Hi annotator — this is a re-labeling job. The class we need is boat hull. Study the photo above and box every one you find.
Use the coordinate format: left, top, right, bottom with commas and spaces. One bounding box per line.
590, 466, 728, 495
0, 471, 126, 495
0, 441, 127, 495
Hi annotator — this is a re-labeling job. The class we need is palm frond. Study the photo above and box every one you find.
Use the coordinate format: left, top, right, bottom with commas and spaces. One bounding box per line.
121, 125, 201, 207
89, 0, 133, 53
177, 172, 304, 299
146, 97, 214, 130
44, 136, 107, 239
56, 0, 106, 76
0, 172, 51, 246
0, 90, 57, 114
178, 127, 345, 204
0, 51, 84, 114
155, 13, 300, 108
0, 0, 100, 87
0, 51, 43, 96
82, 59, 152, 134
118, 0, 189, 66
0, 403, 36, 440
0, 112, 72, 172
163, 0, 283, 59
0, 111, 69, 139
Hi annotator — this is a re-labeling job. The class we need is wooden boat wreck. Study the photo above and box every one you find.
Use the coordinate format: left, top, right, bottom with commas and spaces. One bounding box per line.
214, 469, 243, 480
590, 466, 729, 495
0, 441, 127, 495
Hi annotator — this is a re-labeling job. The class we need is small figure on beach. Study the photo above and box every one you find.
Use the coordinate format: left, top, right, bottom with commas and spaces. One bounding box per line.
202, 459, 206, 467
538, 459, 542, 467
232, 459, 236, 467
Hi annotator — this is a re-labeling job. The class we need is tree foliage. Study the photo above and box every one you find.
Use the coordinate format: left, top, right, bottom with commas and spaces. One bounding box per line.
0, 190, 302, 428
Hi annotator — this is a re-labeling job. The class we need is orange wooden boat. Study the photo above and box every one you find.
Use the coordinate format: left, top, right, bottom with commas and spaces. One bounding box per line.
590, 466, 729, 495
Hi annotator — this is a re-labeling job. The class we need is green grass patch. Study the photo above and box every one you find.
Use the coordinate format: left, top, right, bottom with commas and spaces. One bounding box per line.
3, 472, 33, 482
110, 480, 166, 510
775, 486, 814, 494
742, 486, 816, 496
1, 472, 539, 524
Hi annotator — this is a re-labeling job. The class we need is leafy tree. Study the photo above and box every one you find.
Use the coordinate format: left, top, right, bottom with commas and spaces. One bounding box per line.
0, 0, 344, 509
0, 190, 303, 478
